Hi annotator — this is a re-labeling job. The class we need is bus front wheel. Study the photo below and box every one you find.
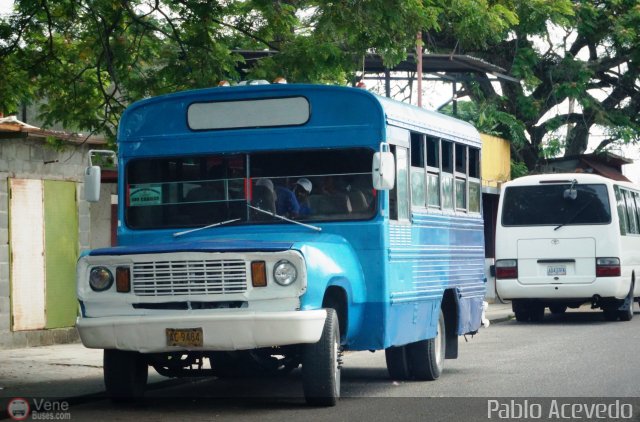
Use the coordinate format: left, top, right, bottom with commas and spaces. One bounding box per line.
302, 308, 341, 406
406, 311, 445, 381
104, 349, 148, 401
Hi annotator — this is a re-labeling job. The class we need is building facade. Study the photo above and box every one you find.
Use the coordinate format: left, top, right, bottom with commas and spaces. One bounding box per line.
0, 118, 112, 349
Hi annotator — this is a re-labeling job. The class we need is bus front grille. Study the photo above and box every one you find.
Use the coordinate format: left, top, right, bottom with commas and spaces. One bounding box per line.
132, 259, 247, 296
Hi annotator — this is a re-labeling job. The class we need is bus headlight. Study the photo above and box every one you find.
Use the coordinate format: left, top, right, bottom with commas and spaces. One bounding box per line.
89, 266, 114, 291
273, 260, 297, 286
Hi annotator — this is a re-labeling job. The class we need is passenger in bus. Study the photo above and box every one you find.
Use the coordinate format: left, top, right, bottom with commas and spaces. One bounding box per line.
275, 178, 313, 218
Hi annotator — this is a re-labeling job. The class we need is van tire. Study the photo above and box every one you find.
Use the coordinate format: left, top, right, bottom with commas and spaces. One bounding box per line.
549, 305, 567, 315
529, 304, 545, 322
512, 300, 531, 322
406, 311, 445, 381
104, 349, 148, 401
302, 308, 340, 407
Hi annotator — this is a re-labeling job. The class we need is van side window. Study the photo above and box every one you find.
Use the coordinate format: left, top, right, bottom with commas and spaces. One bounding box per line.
623, 190, 639, 234
615, 186, 628, 235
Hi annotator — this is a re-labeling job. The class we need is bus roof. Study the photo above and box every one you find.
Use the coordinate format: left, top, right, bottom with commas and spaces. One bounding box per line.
118, 83, 480, 152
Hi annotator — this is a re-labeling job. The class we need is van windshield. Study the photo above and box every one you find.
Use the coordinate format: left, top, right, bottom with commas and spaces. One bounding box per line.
502, 183, 611, 227
125, 148, 376, 230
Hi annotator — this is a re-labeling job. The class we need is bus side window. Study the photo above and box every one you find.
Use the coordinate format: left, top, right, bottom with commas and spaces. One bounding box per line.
410, 133, 426, 208
441, 140, 454, 210
468, 147, 481, 213
454, 143, 467, 212
390, 146, 409, 221
426, 136, 440, 209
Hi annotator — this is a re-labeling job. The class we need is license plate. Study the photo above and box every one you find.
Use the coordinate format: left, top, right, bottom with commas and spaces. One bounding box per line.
166, 328, 203, 347
547, 265, 566, 276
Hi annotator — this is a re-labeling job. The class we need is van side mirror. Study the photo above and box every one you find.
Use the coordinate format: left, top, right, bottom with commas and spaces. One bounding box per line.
84, 149, 117, 203
84, 166, 101, 202
372, 151, 395, 190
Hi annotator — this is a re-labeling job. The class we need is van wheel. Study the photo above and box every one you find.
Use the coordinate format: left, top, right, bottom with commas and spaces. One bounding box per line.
302, 309, 341, 406
549, 305, 567, 315
603, 307, 619, 321
104, 349, 148, 401
406, 311, 445, 381
512, 300, 530, 322
529, 304, 545, 322
385, 345, 410, 380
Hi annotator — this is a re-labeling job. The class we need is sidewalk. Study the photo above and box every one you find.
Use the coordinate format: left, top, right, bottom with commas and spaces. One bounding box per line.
0, 303, 514, 405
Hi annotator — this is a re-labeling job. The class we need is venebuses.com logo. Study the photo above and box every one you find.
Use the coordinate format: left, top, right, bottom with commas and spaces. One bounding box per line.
5, 398, 71, 420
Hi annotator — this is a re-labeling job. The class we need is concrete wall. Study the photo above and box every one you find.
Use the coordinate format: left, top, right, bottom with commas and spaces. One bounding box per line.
0, 137, 105, 349
90, 184, 117, 249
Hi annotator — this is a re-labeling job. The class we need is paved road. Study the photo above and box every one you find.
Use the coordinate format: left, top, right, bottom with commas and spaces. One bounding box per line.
65, 308, 640, 421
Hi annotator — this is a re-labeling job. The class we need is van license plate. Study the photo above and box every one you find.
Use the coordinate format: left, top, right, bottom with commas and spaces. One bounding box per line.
547, 266, 566, 276
166, 328, 203, 347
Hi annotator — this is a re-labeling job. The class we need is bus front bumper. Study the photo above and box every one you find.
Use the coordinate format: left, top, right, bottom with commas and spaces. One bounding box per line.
496, 278, 630, 301
76, 310, 327, 353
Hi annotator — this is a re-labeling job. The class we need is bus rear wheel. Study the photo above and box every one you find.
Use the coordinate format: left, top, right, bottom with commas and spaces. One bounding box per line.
104, 349, 148, 401
385, 345, 410, 380
302, 308, 341, 407
406, 311, 445, 381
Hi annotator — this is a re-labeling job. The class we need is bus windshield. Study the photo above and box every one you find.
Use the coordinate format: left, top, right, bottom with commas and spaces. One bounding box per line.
125, 148, 376, 229
502, 183, 611, 227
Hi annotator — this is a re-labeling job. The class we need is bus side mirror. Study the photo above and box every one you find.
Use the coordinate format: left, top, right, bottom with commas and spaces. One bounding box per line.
372, 151, 395, 190
84, 149, 116, 203
84, 166, 101, 202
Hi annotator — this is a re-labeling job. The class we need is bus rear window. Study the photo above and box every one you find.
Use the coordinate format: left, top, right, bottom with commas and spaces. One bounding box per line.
502, 183, 611, 226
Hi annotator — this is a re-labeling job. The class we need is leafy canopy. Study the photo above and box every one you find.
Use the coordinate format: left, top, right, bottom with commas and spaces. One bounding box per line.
0, 0, 524, 143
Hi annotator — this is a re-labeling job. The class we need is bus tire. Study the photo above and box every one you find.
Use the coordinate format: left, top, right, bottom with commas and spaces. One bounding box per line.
385, 345, 410, 380
104, 349, 148, 401
302, 308, 341, 407
406, 311, 445, 381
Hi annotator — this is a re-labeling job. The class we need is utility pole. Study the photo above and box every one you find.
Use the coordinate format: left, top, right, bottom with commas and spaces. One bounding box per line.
416, 32, 423, 108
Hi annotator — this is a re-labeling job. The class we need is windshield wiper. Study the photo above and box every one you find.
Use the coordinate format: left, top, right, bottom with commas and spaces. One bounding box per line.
173, 218, 241, 238
554, 198, 594, 231
247, 204, 322, 232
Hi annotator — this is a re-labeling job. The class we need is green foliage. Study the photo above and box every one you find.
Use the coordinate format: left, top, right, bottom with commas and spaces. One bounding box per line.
0, 0, 544, 145
430, 0, 639, 169
510, 160, 529, 179
1, 0, 638, 170
441, 101, 527, 147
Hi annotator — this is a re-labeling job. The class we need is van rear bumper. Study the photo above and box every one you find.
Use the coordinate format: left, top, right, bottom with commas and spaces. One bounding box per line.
497, 277, 630, 301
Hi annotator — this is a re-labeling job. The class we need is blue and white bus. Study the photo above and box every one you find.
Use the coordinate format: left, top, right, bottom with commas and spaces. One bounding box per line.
77, 82, 486, 406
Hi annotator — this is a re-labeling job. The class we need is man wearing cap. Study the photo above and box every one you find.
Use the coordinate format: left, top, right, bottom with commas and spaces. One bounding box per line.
275, 178, 313, 218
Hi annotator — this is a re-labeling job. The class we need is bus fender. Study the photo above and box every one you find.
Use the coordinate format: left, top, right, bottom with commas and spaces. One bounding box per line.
297, 243, 366, 343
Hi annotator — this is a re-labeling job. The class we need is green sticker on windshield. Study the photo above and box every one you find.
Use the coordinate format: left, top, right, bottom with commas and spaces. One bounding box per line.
129, 184, 162, 206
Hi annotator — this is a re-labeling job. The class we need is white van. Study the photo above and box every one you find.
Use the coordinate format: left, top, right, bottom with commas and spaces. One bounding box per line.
495, 173, 639, 322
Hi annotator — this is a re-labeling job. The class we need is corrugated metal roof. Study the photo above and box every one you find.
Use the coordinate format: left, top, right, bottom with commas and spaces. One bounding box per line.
0, 116, 106, 145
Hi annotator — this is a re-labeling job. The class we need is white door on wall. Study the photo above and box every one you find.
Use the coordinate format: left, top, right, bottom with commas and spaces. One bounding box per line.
9, 178, 46, 331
